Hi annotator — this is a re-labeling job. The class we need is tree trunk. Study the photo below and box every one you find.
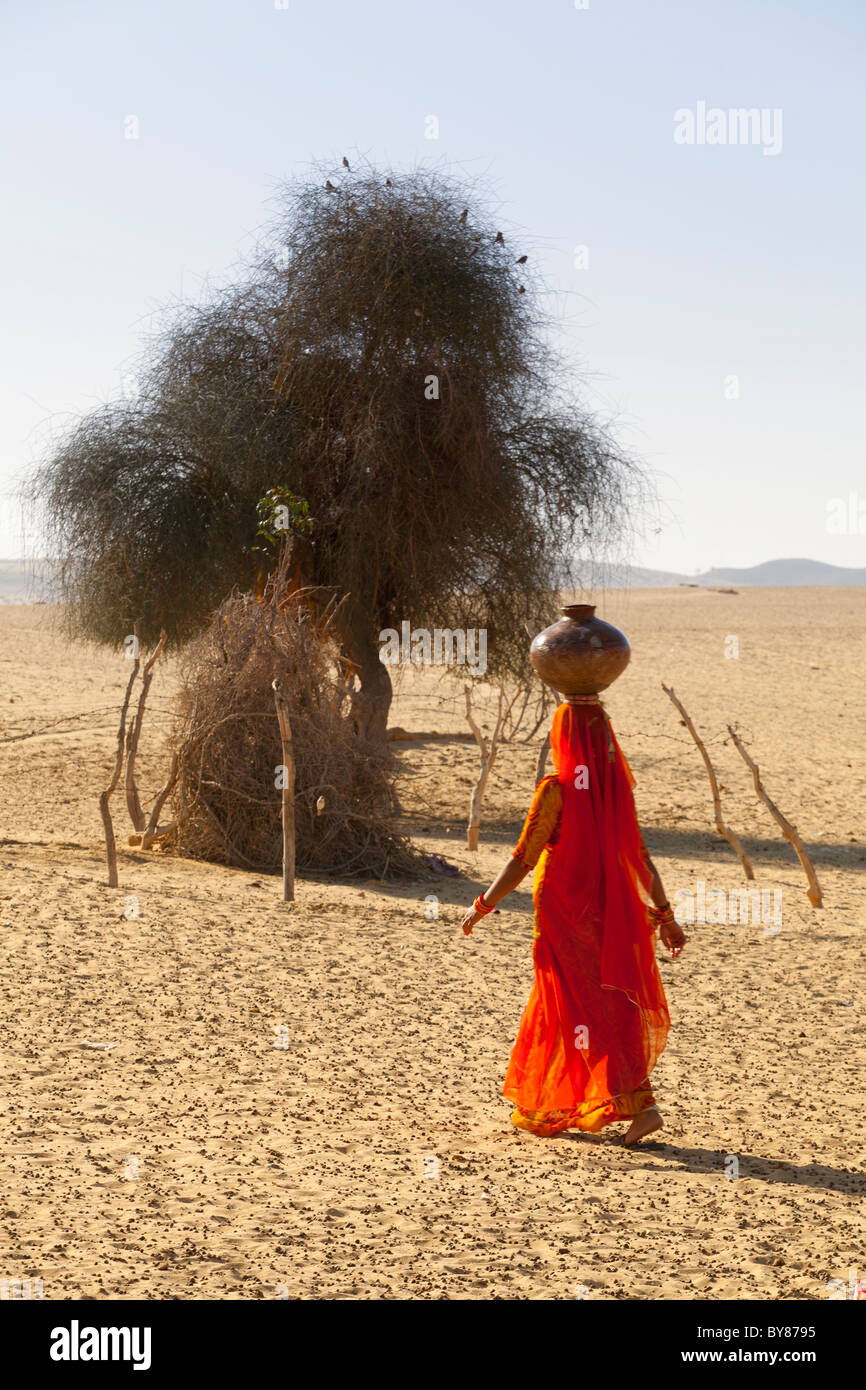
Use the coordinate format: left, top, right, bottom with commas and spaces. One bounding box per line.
272, 679, 296, 904
339, 606, 393, 747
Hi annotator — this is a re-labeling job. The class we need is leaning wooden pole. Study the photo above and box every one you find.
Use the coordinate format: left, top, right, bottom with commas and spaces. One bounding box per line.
138, 695, 199, 851
271, 678, 296, 903
465, 685, 505, 852
661, 682, 755, 880
125, 627, 167, 831
726, 725, 823, 907
534, 733, 550, 785
99, 651, 140, 888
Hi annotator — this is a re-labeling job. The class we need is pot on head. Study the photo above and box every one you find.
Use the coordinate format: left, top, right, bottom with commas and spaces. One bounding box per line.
529, 604, 630, 699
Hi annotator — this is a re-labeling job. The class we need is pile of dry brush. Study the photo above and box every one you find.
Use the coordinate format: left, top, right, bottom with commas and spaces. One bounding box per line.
165, 570, 418, 879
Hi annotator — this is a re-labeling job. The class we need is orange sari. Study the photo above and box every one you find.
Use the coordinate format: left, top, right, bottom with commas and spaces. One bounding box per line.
503, 700, 670, 1135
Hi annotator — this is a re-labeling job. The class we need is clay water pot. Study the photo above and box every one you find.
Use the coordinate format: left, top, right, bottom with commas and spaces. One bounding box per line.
529, 604, 630, 699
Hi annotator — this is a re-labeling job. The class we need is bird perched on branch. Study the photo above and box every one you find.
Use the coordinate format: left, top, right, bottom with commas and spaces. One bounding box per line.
494, 231, 504, 244
459, 208, 468, 224
325, 180, 337, 191
342, 156, 350, 169
516, 254, 527, 264
518, 285, 525, 293
385, 178, 392, 187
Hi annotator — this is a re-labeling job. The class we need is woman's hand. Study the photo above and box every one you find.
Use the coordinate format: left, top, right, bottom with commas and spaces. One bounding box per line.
660, 919, 686, 958
462, 859, 530, 936
647, 882, 685, 960
461, 904, 483, 935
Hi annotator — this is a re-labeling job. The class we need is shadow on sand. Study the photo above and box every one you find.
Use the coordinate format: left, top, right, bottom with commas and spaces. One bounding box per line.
556, 1131, 865, 1195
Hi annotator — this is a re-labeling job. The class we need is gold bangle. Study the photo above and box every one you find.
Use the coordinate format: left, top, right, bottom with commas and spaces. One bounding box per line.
648, 902, 672, 917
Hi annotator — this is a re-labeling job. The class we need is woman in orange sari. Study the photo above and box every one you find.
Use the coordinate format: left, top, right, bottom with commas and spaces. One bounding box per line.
461, 696, 685, 1146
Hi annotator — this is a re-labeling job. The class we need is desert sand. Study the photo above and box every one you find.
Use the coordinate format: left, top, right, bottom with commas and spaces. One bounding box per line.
0, 586, 863, 1300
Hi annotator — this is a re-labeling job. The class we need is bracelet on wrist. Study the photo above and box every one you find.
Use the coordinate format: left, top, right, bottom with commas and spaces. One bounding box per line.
648, 902, 675, 925
473, 893, 495, 916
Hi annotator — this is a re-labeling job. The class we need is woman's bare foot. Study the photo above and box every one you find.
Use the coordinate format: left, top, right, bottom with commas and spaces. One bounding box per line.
623, 1109, 663, 1146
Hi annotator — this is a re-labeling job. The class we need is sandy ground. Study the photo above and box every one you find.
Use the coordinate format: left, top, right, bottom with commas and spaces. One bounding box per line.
0, 588, 863, 1301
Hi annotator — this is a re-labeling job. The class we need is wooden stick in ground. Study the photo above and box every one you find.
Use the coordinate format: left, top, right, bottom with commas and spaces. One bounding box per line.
137, 751, 180, 849
726, 725, 823, 907
99, 649, 140, 888
535, 733, 550, 784
661, 682, 755, 880
272, 678, 296, 902
137, 694, 199, 850
465, 684, 506, 851
125, 627, 167, 831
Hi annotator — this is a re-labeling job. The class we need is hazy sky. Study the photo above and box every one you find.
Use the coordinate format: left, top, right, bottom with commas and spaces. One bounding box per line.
2, 0, 864, 573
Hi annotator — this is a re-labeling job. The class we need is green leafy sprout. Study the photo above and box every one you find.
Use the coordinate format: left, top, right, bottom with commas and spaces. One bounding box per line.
252, 487, 315, 556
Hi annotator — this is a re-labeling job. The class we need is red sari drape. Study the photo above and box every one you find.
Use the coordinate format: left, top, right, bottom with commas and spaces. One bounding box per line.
503, 700, 670, 1134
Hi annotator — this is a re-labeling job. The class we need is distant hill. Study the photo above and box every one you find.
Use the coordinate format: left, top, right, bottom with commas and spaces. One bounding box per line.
2, 555, 865, 605
575, 562, 690, 588
576, 556, 866, 588
694, 558, 866, 586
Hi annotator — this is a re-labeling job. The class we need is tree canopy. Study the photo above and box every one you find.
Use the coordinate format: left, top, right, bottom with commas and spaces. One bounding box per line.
31, 163, 645, 740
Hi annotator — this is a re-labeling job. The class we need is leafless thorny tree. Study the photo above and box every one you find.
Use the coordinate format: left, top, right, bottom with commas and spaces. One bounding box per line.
30, 161, 649, 748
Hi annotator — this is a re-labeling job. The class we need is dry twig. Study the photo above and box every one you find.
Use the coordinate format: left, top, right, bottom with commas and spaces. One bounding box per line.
535, 733, 550, 784
727, 725, 823, 907
272, 678, 296, 902
99, 649, 140, 887
661, 682, 754, 879
464, 685, 510, 851
125, 627, 167, 830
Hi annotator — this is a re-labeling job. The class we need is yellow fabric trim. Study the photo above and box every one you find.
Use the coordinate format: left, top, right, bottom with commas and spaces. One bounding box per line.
510, 1084, 656, 1136
512, 776, 563, 871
